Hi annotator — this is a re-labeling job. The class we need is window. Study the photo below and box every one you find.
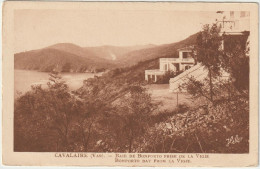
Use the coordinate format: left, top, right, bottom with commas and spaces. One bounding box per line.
185, 65, 191, 70
182, 52, 188, 58
152, 75, 155, 81
230, 11, 234, 18
164, 64, 168, 71
174, 63, 180, 71
240, 11, 246, 17
182, 52, 191, 58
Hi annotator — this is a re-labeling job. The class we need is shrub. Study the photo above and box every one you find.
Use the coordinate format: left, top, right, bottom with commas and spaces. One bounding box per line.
155, 70, 183, 84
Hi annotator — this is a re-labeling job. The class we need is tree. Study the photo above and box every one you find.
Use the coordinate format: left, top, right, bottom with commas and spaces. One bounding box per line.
193, 24, 250, 101
111, 85, 155, 152
220, 32, 250, 92
195, 23, 222, 102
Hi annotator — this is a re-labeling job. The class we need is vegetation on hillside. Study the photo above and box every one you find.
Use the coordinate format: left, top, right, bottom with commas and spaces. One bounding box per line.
14, 48, 114, 73
14, 71, 157, 152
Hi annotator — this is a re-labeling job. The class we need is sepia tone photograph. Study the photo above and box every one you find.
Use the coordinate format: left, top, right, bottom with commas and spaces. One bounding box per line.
2, 1, 258, 167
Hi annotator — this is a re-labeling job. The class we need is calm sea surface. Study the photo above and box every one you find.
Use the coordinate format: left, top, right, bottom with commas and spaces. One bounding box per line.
15, 70, 101, 98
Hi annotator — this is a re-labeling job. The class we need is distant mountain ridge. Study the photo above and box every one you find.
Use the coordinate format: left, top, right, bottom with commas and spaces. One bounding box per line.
14, 43, 157, 72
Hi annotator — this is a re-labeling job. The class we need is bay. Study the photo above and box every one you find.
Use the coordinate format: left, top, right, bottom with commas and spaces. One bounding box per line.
14, 69, 101, 98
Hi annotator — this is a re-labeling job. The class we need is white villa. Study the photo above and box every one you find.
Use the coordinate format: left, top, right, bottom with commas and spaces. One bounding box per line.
145, 46, 195, 83
145, 11, 250, 93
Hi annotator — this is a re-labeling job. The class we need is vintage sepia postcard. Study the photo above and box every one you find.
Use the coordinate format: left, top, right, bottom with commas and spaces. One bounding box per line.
2, 1, 259, 167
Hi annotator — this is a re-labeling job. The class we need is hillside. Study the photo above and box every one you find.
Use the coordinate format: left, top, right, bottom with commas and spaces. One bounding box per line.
46, 43, 113, 64
47, 43, 94, 57
85, 44, 156, 61
14, 48, 114, 72
117, 33, 198, 66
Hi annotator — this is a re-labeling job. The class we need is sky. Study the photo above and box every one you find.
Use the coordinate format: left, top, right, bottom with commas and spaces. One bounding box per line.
14, 10, 219, 53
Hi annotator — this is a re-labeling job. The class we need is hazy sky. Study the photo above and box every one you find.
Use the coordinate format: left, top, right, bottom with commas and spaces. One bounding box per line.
14, 10, 218, 53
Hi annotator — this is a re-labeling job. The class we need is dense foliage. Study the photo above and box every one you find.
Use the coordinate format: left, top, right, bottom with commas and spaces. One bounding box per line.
14, 70, 157, 152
